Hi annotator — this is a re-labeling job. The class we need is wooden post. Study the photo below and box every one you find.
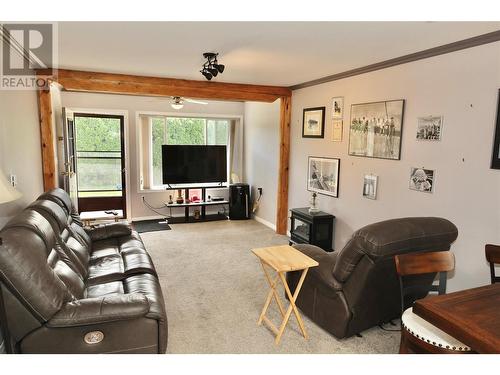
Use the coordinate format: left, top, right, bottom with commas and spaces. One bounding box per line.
37, 88, 57, 191
276, 96, 291, 235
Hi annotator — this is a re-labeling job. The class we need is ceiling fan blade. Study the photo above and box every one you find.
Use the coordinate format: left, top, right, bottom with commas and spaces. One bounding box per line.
184, 98, 208, 105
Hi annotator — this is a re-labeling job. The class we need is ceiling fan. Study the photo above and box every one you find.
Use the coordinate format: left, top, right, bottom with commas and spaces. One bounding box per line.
170, 96, 208, 110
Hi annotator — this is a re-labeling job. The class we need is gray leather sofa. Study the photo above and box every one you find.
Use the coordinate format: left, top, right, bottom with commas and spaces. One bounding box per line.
0, 188, 167, 353
287, 217, 458, 339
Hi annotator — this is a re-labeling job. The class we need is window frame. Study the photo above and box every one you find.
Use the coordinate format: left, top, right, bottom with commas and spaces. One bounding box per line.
145, 113, 233, 190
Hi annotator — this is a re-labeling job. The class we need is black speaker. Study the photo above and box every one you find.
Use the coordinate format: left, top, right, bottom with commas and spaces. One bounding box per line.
229, 183, 250, 220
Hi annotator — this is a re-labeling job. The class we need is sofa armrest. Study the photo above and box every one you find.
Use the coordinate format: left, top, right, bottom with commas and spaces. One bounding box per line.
47, 294, 150, 327
85, 222, 132, 242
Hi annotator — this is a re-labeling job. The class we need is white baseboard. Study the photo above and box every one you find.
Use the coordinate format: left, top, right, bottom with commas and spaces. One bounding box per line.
253, 215, 276, 231
131, 215, 169, 222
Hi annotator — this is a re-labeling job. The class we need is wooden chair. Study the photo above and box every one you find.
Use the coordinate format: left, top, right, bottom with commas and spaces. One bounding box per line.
395, 251, 472, 354
485, 244, 500, 284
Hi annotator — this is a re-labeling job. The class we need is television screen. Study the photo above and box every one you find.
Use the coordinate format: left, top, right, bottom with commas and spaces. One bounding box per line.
162, 145, 227, 184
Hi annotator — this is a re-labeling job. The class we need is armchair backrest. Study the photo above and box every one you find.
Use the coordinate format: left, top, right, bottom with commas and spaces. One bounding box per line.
333, 217, 458, 282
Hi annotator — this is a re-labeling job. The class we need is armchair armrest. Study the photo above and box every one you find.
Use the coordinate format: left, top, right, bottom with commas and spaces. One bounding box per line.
85, 222, 132, 242
47, 294, 149, 327
293, 244, 343, 290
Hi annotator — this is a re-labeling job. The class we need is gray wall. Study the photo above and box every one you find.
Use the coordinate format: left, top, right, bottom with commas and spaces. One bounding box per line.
61, 91, 244, 220
243, 100, 280, 228
0, 90, 44, 227
288, 42, 500, 291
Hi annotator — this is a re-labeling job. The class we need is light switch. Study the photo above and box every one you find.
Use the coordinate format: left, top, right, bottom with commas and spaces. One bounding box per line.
9, 174, 17, 187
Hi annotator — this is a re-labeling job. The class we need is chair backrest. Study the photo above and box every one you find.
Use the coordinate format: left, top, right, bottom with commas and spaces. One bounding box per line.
394, 251, 455, 313
485, 244, 500, 284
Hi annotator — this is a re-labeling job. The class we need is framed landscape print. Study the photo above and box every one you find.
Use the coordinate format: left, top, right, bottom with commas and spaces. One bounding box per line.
348, 99, 405, 160
302, 107, 326, 138
307, 156, 340, 197
491, 89, 500, 169
409, 167, 435, 193
416, 116, 443, 141
332, 97, 344, 119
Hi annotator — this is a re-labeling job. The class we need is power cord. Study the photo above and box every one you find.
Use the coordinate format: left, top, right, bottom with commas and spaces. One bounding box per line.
141, 196, 173, 220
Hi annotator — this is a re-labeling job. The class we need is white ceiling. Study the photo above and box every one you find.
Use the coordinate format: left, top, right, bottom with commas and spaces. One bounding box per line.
58, 22, 500, 87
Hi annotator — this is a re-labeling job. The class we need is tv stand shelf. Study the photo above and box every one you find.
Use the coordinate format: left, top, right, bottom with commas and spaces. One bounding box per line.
165, 186, 229, 223
165, 200, 229, 208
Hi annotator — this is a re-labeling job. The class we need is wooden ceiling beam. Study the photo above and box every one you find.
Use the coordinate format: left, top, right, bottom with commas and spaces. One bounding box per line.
37, 69, 291, 102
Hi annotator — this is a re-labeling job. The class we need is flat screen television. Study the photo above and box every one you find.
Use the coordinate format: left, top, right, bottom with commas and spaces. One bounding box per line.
162, 145, 227, 184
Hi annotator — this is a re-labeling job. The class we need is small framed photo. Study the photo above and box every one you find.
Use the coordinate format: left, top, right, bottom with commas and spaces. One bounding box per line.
416, 116, 443, 141
409, 167, 435, 193
332, 97, 344, 119
307, 156, 340, 197
302, 107, 326, 138
362, 174, 378, 200
332, 119, 343, 142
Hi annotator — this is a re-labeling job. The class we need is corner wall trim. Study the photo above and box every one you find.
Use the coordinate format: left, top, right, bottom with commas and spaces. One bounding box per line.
290, 29, 500, 90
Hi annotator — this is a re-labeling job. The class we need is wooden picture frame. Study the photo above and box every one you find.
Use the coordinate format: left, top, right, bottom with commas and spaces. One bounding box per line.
307, 156, 340, 197
302, 107, 326, 138
491, 89, 500, 169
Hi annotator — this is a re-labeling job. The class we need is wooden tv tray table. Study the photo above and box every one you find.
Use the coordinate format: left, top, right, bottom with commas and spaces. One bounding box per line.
80, 210, 123, 227
252, 245, 318, 345
413, 283, 500, 353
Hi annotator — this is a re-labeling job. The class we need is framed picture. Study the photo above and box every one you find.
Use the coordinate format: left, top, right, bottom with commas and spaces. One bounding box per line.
332, 97, 344, 119
348, 99, 405, 160
409, 167, 435, 193
362, 174, 378, 200
303, 107, 326, 138
417, 116, 443, 141
307, 156, 340, 197
491, 89, 500, 169
332, 119, 343, 142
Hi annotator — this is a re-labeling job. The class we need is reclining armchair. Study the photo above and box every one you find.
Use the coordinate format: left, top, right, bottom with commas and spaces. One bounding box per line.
287, 217, 458, 339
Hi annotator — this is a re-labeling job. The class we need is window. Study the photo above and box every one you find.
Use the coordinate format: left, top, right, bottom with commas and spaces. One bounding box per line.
75, 115, 124, 197
151, 117, 229, 187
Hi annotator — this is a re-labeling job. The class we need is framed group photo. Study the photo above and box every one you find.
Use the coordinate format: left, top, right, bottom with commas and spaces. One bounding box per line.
302, 107, 326, 138
416, 116, 443, 141
348, 99, 405, 160
307, 156, 340, 197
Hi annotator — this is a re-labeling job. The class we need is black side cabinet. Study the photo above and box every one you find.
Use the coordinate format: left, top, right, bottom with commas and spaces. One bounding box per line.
289, 208, 335, 252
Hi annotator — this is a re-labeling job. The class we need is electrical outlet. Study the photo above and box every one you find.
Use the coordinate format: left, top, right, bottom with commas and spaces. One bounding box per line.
9, 174, 17, 187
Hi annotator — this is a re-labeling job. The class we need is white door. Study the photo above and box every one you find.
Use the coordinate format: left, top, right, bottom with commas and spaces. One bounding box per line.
62, 108, 78, 211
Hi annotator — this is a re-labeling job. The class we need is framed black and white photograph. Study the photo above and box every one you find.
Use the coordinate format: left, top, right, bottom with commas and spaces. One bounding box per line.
332, 97, 344, 119
348, 99, 405, 160
491, 89, 500, 169
417, 116, 443, 141
332, 119, 343, 142
409, 167, 435, 193
302, 107, 326, 138
307, 156, 340, 197
362, 174, 378, 200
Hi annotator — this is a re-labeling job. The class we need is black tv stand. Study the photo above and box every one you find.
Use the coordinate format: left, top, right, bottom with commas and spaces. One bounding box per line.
165, 186, 229, 223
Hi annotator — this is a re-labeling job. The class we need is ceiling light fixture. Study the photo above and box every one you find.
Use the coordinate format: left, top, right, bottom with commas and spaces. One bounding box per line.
171, 96, 184, 110
200, 52, 225, 81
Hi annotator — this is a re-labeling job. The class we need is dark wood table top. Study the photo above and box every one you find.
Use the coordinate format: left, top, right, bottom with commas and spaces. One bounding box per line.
413, 283, 500, 353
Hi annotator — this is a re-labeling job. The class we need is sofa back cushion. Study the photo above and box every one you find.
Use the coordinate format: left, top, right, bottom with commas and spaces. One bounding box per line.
333, 217, 458, 282
0, 211, 74, 321
38, 188, 83, 226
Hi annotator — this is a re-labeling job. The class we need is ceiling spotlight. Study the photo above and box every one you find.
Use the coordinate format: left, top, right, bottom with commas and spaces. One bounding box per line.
201, 69, 213, 80
201, 52, 225, 80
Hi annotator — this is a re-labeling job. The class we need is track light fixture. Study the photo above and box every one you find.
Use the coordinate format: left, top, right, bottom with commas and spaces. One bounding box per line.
200, 52, 225, 81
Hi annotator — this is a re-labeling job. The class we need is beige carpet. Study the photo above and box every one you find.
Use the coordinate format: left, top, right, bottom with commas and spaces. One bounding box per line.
141, 219, 399, 354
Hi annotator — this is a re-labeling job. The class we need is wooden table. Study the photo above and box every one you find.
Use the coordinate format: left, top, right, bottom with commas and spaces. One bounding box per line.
252, 245, 318, 345
413, 283, 500, 353
80, 209, 123, 227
